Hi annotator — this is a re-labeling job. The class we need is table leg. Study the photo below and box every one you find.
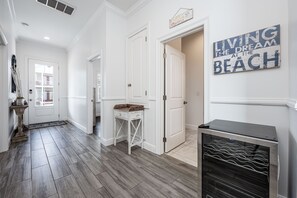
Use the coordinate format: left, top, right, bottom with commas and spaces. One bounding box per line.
141, 117, 144, 149
128, 119, 131, 155
113, 117, 117, 146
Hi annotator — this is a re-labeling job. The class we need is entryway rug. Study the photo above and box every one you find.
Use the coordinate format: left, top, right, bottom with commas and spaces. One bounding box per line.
28, 121, 67, 130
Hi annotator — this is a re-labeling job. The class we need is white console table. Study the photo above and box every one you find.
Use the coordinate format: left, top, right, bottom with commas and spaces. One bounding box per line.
113, 107, 144, 155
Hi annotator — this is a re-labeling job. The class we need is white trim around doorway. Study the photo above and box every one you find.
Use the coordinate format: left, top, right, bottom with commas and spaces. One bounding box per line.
155, 17, 210, 155
86, 50, 104, 136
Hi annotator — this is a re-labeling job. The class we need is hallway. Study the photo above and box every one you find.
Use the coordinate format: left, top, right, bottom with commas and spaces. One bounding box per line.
0, 124, 198, 198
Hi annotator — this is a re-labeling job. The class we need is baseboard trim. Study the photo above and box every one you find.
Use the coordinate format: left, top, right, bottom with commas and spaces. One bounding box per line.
278, 194, 287, 198
185, 124, 198, 131
101, 137, 156, 153
67, 118, 87, 133
143, 141, 156, 153
101, 136, 127, 146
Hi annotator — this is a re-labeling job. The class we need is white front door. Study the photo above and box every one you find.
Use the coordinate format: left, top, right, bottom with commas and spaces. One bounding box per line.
28, 59, 59, 124
165, 45, 186, 152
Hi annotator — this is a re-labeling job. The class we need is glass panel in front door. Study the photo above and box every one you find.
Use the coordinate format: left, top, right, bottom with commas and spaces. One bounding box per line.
34, 64, 54, 107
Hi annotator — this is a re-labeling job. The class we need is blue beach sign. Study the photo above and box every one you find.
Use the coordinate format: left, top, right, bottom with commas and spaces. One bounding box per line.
213, 25, 281, 75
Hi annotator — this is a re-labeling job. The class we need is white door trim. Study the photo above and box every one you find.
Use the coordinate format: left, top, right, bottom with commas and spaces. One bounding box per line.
155, 17, 210, 155
87, 50, 103, 135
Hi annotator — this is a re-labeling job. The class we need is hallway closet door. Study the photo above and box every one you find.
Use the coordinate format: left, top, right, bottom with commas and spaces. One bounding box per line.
165, 45, 186, 152
28, 59, 59, 124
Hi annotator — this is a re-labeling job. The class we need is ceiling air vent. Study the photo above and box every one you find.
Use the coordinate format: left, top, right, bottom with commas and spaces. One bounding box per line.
36, 0, 75, 16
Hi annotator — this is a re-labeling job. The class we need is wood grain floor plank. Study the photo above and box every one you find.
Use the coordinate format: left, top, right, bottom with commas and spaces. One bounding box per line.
69, 161, 103, 190
31, 139, 44, 151
44, 143, 61, 157
79, 152, 104, 175
69, 141, 89, 155
32, 165, 57, 197
41, 132, 55, 144
30, 129, 41, 141
32, 149, 48, 168
4, 179, 32, 198
0, 124, 199, 198
55, 175, 85, 198
7, 156, 31, 185
130, 181, 166, 198
54, 138, 71, 149
102, 159, 142, 189
61, 147, 81, 164
96, 172, 132, 198
48, 155, 72, 180
0, 148, 17, 171
97, 187, 112, 198
0, 168, 11, 196
14, 143, 30, 165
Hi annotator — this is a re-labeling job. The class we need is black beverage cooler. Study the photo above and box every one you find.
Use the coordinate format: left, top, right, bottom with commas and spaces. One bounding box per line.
198, 120, 278, 198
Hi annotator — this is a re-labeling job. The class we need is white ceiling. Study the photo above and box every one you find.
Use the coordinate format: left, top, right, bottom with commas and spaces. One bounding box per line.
12, 0, 141, 48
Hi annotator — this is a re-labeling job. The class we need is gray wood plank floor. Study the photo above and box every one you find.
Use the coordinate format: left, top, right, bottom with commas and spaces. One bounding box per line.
0, 124, 198, 198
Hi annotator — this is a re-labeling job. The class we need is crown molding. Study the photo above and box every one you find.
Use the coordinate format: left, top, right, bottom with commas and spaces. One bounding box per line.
7, 0, 18, 39
104, 1, 125, 17
126, 0, 151, 17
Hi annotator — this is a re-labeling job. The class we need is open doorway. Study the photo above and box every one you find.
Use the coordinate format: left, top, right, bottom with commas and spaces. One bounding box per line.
87, 53, 102, 137
164, 30, 204, 167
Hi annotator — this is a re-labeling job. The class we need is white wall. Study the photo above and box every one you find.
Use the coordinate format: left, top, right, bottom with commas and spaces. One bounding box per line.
67, 3, 126, 145
127, 0, 289, 196
67, 5, 106, 132
16, 39, 68, 124
0, 0, 17, 153
167, 38, 181, 51
182, 31, 204, 129
288, 0, 297, 196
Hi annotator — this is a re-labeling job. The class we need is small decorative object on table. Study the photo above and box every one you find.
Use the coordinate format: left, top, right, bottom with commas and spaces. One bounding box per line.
10, 54, 29, 142
113, 104, 144, 154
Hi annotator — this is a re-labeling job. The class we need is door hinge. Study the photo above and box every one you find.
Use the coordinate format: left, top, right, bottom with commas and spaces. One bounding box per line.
145, 90, 148, 96
163, 137, 167, 142
58, 114, 60, 118
163, 95, 167, 101
145, 36, 147, 42
163, 53, 167, 59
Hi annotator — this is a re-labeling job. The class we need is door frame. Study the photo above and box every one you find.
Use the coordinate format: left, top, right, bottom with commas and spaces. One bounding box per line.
27, 58, 60, 125
156, 18, 210, 155
87, 50, 103, 135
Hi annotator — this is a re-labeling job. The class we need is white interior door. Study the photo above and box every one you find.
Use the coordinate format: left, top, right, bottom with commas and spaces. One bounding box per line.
127, 28, 148, 104
165, 45, 186, 152
87, 56, 101, 134
28, 59, 59, 124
